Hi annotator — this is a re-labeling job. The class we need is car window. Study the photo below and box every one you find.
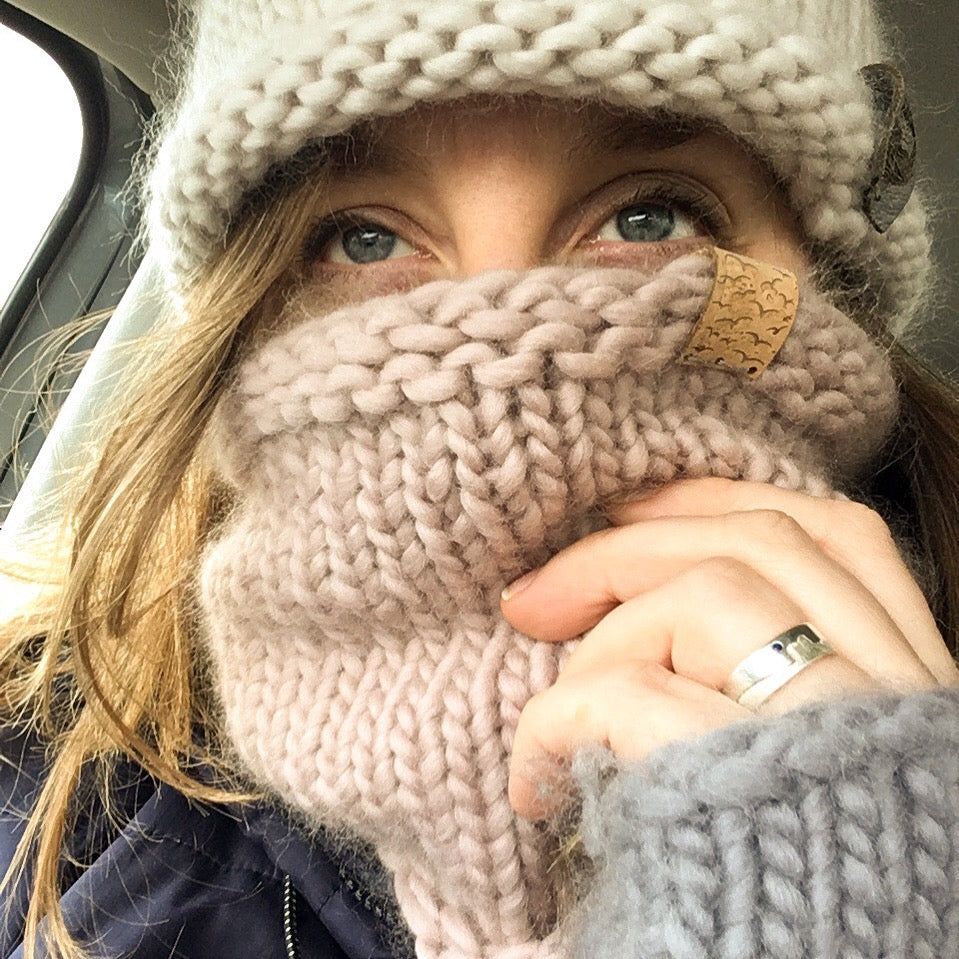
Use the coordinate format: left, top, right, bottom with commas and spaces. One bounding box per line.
0, 7, 152, 526
0, 22, 83, 307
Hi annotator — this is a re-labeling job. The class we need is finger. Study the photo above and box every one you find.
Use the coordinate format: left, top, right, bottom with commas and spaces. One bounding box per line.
509, 660, 746, 820
610, 478, 956, 681
501, 511, 938, 684
559, 557, 892, 695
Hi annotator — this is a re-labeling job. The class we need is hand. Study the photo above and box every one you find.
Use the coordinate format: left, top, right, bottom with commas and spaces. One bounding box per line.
500, 478, 959, 819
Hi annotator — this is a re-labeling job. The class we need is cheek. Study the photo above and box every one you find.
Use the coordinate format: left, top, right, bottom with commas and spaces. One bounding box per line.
740, 227, 810, 280
729, 194, 810, 279
573, 235, 711, 271
296, 260, 440, 311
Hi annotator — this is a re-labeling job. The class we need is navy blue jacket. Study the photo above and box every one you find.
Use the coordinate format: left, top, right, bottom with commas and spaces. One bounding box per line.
8, 690, 959, 957
0, 729, 398, 959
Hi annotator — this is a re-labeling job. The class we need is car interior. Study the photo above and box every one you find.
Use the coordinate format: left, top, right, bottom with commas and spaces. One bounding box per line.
0, 0, 956, 557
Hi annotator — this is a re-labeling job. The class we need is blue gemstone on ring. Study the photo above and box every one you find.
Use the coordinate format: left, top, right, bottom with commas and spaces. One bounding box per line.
772, 641, 784, 652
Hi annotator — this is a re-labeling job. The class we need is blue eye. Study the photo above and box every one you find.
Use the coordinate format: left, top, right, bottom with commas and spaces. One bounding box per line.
341, 225, 395, 263
598, 203, 698, 244
318, 222, 416, 264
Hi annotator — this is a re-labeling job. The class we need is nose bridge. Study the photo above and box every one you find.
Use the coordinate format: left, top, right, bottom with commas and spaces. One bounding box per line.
454, 218, 546, 276
438, 144, 558, 276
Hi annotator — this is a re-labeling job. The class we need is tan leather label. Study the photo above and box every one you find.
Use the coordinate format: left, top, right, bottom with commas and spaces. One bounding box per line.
681, 247, 799, 378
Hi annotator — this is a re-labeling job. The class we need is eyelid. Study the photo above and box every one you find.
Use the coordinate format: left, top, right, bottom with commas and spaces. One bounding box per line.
302, 207, 430, 265
303, 172, 734, 267
570, 172, 733, 247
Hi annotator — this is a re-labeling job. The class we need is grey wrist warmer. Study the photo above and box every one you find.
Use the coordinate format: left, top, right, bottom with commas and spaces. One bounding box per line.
575, 687, 959, 959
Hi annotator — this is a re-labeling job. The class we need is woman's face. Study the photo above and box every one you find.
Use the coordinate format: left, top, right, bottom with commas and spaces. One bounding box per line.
295, 97, 808, 302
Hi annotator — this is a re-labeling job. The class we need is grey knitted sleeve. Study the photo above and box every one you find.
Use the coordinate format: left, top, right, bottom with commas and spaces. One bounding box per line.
573, 688, 959, 959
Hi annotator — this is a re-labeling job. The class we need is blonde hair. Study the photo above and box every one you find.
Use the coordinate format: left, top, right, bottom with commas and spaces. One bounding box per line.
0, 169, 330, 958
2, 158, 959, 959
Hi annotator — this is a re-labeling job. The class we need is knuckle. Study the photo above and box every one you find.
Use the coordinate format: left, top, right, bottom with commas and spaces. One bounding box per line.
520, 687, 555, 726
835, 499, 895, 544
818, 499, 899, 561
618, 658, 671, 693
551, 661, 672, 720
680, 556, 757, 600
739, 508, 810, 550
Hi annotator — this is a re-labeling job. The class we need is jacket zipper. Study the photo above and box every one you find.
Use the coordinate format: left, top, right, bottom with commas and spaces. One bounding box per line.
283, 868, 386, 958
283, 874, 301, 959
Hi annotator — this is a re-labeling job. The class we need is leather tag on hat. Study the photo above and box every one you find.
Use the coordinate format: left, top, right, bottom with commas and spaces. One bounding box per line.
860, 63, 917, 234
681, 247, 799, 379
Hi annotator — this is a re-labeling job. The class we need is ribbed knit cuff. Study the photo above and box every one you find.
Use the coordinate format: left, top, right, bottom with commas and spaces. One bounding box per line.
574, 688, 959, 959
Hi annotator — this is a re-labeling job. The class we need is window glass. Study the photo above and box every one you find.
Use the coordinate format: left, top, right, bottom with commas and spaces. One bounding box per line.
0, 23, 83, 306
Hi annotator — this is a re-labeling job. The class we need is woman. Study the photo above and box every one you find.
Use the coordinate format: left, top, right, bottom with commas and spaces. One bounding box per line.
2, 1, 958, 957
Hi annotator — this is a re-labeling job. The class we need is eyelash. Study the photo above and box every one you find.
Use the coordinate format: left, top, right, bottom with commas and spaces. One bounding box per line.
302, 215, 362, 263
603, 179, 730, 242
302, 179, 728, 263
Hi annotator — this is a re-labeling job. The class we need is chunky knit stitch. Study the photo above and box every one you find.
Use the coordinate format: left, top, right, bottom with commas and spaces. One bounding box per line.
148, 0, 930, 326
199, 253, 900, 959
575, 687, 959, 959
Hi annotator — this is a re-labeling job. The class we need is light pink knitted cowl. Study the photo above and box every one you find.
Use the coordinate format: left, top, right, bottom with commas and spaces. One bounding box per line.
199, 252, 898, 958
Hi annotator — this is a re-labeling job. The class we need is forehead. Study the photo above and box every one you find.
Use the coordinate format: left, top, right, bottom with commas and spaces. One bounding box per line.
315, 97, 709, 179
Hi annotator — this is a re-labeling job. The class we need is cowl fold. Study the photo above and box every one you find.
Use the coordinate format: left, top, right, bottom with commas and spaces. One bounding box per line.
199, 253, 898, 958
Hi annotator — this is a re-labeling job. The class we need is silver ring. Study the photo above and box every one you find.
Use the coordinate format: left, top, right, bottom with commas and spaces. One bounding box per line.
722, 624, 835, 710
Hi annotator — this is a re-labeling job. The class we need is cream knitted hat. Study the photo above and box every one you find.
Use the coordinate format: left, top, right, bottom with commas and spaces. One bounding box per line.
149, 0, 929, 325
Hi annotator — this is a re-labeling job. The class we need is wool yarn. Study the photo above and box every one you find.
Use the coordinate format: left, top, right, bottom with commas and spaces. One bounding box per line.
575, 687, 959, 959
147, 0, 930, 326
199, 252, 899, 958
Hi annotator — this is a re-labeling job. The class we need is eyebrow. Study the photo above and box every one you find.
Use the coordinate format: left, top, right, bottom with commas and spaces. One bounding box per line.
317, 126, 422, 178
565, 110, 706, 161
312, 108, 707, 180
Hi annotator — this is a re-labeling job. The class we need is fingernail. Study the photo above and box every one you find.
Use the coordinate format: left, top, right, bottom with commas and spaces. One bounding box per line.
501, 568, 541, 602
